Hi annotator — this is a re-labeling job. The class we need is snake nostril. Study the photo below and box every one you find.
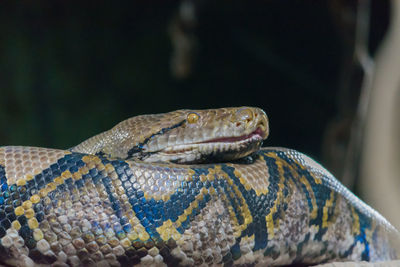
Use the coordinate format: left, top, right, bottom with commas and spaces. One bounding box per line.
236, 122, 242, 127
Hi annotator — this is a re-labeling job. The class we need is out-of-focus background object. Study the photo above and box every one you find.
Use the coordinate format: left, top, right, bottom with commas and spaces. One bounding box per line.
360, 0, 400, 229
0, 1, 398, 227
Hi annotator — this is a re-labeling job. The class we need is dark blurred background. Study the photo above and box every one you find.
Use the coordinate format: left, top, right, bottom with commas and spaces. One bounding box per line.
0, 1, 390, 190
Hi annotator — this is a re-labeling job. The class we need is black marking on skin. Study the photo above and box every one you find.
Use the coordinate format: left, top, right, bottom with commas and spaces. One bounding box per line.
95, 150, 106, 157
342, 235, 359, 259
0, 245, 10, 265
295, 232, 311, 259
357, 212, 372, 261
29, 249, 57, 265
230, 153, 258, 164
126, 120, 186, 160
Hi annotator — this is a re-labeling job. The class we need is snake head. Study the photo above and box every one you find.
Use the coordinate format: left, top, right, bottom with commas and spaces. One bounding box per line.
71, 107, 269, 164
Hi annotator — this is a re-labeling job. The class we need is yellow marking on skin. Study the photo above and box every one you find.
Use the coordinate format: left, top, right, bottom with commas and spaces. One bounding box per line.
46, 182, 57, 192
120, 238, 131, 248
128, 217, 148, 241
322, 190, 335, 228
72, 171, 82, 180
207, 172, 215, 181
187, 169, 195, 178
208, 186, 216, 195
16, 179, 26, 186
82, 155, 96, 163
174, 188, 207, 228
96, 164, 105, 171
33, 229, 44, 241
22, 200, 32, 210
265, 210, 275, 238
200, 174, 207, 183
25, 174, 34, 181
127, 231, 138, 241
239, 234, 255, 250
208, 165, 221, 174
138, 231, 150, 242
206, 166, 254, 238
54, 176, 64, 185
156, 219, 182, 241
30, 194, 40, 204
192, 199, 199, 208
28, 218, 39, 229
12, 220, 21, 230
299, 176, 318, 220
61, 170, 72, 179
365, 220, 375, 244
240, 177, 252, 191
14, 206, 24, 216
206, 167, 217, 181
39, 188, 49, 198
34, 169, 75, 200
80, 166, 89, 175
105, 163, 114, 173
25, 208, 35, 219
263, 153, 287, 239
226, 176, 234, 185
351, 206, 361, 236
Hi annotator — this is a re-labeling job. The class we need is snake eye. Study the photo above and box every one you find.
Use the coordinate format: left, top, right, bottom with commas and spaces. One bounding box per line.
187, 112, 200, 124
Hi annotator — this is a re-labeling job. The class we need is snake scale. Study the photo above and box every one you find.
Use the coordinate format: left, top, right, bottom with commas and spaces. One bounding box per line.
0, 107, 399, 267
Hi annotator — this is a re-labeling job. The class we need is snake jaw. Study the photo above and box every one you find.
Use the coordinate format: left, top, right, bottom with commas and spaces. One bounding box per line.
197, 127, 266, 144
140, 127, 265, 163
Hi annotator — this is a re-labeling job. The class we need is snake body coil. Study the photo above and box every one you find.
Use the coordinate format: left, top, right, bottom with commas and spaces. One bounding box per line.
0, 107, 399, 267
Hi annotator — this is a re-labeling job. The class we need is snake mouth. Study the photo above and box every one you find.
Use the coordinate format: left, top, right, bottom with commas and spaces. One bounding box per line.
153, 128, 265, 163
197, 127, 266, 144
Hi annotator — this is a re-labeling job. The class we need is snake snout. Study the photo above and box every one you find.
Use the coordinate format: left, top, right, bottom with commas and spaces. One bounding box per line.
256, 110, 269, 140
235, 107, 269, 140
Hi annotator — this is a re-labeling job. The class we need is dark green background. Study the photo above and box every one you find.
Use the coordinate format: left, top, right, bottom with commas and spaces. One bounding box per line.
0, 1, 388, 174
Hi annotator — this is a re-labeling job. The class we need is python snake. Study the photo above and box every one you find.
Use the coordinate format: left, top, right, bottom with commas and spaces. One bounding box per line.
0, 107, 399, 267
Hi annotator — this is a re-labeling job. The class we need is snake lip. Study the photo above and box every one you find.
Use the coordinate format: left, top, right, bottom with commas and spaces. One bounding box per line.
197, 127, 265, 144
160, 128, 265, 157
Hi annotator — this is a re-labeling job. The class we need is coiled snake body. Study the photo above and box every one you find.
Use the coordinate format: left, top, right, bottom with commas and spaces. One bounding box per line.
0, 107, 398, 267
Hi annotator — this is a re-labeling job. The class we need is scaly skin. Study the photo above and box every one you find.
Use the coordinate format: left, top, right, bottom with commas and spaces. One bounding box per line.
0, 146, 398, 266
